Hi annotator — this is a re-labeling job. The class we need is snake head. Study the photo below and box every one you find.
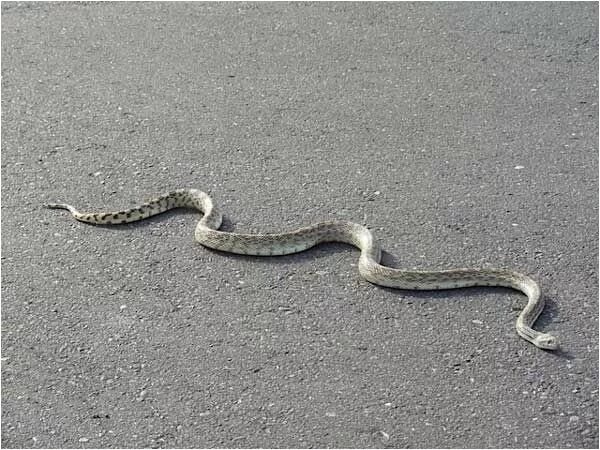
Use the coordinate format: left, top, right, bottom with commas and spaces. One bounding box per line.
534, 334, 560, 351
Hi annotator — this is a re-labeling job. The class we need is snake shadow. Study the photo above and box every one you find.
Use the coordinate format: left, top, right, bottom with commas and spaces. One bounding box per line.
78, 210, 570, 357
215, 240, 568, 358
374, 249, 569, 358
206, 231, 567, 357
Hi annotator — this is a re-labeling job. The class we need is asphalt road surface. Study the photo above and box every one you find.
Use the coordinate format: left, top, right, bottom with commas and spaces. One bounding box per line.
2, 2, 598, 448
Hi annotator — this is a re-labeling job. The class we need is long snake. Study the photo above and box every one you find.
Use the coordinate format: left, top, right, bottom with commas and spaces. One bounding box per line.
46, 188, 559, 350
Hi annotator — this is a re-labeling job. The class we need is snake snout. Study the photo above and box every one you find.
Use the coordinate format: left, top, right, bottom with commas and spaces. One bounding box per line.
534, 334, 559, 351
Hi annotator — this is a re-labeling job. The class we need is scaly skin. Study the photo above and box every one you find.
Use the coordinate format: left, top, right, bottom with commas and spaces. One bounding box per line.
46, 188, 559, 350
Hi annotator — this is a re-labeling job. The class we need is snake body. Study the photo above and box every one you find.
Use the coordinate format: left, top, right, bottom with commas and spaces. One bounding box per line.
46, 188, 559, 350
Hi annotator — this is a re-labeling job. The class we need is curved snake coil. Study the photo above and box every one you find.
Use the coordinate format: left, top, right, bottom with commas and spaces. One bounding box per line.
46, 188, 559, 350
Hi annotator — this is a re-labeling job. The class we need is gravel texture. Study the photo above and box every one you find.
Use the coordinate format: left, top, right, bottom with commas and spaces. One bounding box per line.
1, 2, 598, 448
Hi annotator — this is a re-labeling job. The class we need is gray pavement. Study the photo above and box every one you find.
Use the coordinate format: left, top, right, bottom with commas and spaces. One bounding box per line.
1, 2, 598, 448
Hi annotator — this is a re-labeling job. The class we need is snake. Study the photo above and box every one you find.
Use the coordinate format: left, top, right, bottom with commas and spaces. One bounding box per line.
46, 188, 559, 350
